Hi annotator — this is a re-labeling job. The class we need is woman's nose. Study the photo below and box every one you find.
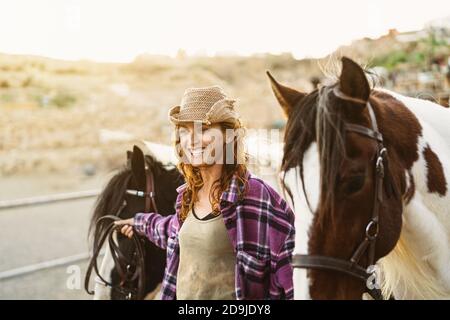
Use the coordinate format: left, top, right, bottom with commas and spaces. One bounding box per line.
189, 131, 202, 147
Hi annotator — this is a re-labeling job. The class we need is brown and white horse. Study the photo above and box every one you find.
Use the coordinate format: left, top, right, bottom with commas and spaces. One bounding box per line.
268, 57, 450, 299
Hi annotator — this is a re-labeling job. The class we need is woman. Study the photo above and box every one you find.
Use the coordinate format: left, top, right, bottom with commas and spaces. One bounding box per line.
115, 86, 295, 300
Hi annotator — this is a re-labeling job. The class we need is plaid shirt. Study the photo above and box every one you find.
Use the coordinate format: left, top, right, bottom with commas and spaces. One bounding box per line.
134, 170, 295, 300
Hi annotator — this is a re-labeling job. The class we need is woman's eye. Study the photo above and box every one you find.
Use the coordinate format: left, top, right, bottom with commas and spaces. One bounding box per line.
178, 128, 189, 136
342, 175, 365, 195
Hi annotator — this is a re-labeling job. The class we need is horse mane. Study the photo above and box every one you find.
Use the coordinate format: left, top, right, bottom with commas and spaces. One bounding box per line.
88, 168, 131, 241
280, 89, 318, 210
314, 85, 348, 228
318, 54, 382, 87
380, 232, 450, 299
281, 85, 348, 229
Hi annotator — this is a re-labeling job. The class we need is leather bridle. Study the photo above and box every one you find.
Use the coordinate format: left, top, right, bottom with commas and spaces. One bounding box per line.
126, 170, 158, 218
85, 168, 158, 300
292, 87, 387, 300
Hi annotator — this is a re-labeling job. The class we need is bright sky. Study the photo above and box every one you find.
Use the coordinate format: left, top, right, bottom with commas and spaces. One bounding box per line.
0, 0, 449, 62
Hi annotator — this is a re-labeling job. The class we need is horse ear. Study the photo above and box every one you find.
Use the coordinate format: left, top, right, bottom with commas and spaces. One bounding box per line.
131, 145, 146, 189
339, 57, 370, 103
266, 70, 306, 118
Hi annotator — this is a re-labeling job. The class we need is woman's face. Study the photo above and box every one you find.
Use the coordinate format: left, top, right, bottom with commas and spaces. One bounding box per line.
178, 122, 226, 167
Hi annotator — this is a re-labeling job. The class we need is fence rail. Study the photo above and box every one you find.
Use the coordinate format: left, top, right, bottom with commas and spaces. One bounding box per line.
0, 189, 104, 280
0, 189, 101, 210
0, 252, 105, 281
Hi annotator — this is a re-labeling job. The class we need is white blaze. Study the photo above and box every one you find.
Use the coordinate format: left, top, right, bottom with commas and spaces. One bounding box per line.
284, 143, 320, 300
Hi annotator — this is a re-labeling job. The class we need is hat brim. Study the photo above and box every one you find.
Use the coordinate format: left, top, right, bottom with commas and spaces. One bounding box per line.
168, 105, 211, 125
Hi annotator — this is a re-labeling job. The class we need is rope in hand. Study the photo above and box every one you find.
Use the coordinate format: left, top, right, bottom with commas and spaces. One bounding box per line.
84, 215, 146, 300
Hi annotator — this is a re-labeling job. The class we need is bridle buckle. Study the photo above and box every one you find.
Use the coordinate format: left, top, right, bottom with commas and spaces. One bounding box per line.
365, 220, 379, 240
376, 148, 387, 178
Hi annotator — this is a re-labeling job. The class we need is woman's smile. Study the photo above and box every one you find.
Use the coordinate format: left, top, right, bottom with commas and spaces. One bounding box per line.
188, 146, 206, 157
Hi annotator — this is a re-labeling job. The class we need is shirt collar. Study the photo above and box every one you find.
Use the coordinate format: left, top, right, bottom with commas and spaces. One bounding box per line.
176, 182, 187, 194
219, 170, 249, 204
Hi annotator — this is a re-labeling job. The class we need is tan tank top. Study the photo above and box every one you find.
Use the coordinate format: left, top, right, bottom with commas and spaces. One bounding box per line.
176, 210, 236, 300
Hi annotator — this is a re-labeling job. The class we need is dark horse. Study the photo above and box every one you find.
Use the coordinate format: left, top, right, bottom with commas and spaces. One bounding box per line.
268, 57, 450, 299
86, 145, 183, 299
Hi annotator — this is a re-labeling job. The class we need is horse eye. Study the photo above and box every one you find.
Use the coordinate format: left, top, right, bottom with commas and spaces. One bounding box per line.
342, 175, 365, 195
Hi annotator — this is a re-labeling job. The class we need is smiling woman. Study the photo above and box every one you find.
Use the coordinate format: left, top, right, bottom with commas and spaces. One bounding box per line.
114, 85, 296, 300
169, 86, 247, 223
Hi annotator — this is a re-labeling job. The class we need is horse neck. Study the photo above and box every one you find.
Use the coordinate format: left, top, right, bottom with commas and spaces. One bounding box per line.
380, 89, 450, 146
372, 89, 450, 299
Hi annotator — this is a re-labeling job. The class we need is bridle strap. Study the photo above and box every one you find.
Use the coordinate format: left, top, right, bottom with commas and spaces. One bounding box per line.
293, 254, 383, 300
145, 171, 158, 213
126, 169, 159, 214
85, 215, 146, 300
345, 123, 383, 142
85, 168, 158, 300
293, 255, 368, 281
145, 170, 155, 214
332, 86, 368, 105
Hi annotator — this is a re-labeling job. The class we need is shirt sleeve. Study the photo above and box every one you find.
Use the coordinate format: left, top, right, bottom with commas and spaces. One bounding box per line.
274, 209, 295, 300
133, 212, 177, 250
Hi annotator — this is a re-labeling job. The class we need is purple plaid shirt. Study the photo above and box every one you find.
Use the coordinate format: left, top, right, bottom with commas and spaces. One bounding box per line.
134, 170, 295, 300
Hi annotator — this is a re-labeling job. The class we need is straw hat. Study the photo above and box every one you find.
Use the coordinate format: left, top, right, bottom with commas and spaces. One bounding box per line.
168, 86, 241, 126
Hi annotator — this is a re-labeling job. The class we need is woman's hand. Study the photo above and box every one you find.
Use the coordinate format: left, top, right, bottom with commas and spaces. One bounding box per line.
114, 218, 135, 239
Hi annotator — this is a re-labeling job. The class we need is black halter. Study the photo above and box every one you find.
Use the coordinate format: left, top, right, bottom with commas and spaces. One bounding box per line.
292, 87, 387, 300
85, 169, 158, 300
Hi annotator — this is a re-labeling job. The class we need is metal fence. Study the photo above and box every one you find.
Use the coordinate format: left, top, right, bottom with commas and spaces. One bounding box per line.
0, 189, 101, 210
0, 190, 101, 281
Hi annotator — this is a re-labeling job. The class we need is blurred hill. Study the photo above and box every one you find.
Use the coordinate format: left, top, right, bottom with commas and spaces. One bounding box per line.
1, 18, 449, 176
332, 16, 450, 71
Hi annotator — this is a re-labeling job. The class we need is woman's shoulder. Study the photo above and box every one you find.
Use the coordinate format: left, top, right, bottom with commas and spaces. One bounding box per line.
246, 173, 293, 217
244, 172, 295, 238
246, 173, 284, 205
